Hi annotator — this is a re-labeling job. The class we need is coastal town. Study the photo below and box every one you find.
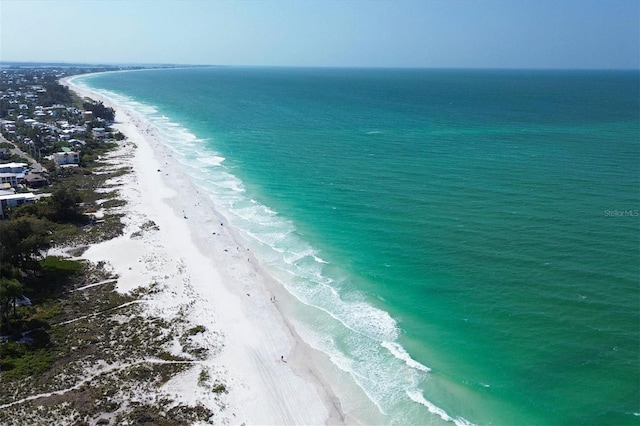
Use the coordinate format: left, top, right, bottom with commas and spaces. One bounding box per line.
0, 65, 233, 424
0, 66, 126, 218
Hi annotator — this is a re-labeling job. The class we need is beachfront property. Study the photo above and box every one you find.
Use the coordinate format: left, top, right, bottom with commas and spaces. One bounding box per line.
0, 163, 28, 189
53, 149, 80, 166
92, 127, 106, 139
0, 162, 47, 189
0, 173, 19, 188
0, 162, 29, 174
0, 192, 36, 219
1, 120, 16, 133
23, 172, 49, 188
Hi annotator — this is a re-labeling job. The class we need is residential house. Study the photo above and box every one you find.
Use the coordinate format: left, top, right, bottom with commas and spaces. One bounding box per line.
23, 172, 48, 188
1, 120, 16, 132
92, 127, 106, 139
53, 150, 80, 166
0, 173, 19, 188
0, 162, 28, 174
0, 192, 36, 219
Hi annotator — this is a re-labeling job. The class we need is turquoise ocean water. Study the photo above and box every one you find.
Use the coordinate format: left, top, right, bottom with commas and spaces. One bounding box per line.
73, 68, 639, 425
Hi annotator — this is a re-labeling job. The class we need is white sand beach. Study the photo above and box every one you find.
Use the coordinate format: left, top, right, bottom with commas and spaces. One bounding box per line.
63, 77, 347, 425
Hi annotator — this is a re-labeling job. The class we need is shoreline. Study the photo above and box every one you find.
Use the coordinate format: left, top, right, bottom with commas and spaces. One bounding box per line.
63, 75, 349, 425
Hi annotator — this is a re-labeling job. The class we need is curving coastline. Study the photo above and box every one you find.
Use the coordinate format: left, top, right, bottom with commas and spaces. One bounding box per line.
62, 74, 350, 425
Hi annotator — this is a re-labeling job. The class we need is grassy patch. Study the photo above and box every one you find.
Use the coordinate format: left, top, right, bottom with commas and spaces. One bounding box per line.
99, 198, 126, 210
186, 325, 206, 335
211, 383, 228, 394
0, 343, 55, 381
31, 301, 63, 320
39, 256, 84, 278
141, 220, 160, 231
157, 351, 189, 362
198, 367, 210, 387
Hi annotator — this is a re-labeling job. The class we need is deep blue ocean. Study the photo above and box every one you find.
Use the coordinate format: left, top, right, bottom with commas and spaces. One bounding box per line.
73, 68, 639, 425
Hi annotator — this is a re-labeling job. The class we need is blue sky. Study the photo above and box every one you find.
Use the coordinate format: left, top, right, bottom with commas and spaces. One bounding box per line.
1, 0, 638, 69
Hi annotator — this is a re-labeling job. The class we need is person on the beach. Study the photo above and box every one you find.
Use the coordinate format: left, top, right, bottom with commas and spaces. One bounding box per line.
281, 355, 286, 363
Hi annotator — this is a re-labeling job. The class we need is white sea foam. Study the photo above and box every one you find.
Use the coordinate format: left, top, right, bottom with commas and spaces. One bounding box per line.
313, 255, 329, 264
196, 156, 226, 166
283, 248, 320, 265
209, 177, 245, 193
381, 341, 431, 372
407, 390, 474, 426
343, 301, 399, 341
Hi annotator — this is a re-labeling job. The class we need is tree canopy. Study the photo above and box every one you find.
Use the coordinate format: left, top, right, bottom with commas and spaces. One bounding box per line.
39, 82, 73, 107
12, 185, 84, 224
82, 100, 115, 122
0, 216, 51, 274
50, 186, 83, 223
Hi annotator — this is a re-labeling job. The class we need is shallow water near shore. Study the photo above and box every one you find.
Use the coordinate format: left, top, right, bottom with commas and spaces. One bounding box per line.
73, 68, 639, 425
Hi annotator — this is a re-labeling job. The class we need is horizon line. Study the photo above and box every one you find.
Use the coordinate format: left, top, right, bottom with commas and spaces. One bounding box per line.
1, 60, 638, 72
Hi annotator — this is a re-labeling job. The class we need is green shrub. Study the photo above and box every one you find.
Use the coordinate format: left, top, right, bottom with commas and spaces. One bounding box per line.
198, 367, 210, 386
39, 256, 83, 278
0, 343, 55, 380
31, 301, 63, 320
186, 325, 206, 335
211, 383, 227, 394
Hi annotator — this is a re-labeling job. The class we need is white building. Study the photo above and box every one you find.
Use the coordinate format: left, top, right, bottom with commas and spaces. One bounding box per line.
1, 120, 16, 132
0, 173, 19, 188
53, 151, 80, 166
0, 192, 35, 219
0, 162, 28, 174
92, 127, 106, 139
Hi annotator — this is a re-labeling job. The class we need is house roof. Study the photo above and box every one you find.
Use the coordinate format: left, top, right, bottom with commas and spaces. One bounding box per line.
0, 193, 35, 202
25, 173, 47, 183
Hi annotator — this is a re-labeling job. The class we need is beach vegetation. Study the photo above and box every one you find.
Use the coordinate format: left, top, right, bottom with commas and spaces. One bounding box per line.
77, 139, 117, 168
187, 324, 206, 335
39, 82, 73, 107
0, 276, 24, 329
157, 351, 189, 362
10, 185, 86, 225
0, 216, 51, 273
30, 300, 63, 321
0, 343, 55, 380
82, 100, 115, 122
211, 383, 228, 394
99, 198, 126, 209
141, 219, 160, 231
179, 326, 210, 360
39, 256, 83, 281
50, 185, 84, 223
198, 366, 210, 386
